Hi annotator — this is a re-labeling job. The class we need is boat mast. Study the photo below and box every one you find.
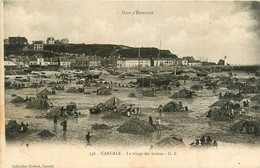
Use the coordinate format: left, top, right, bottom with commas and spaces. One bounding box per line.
138, 47, 141, 73
155, 41, 162, 74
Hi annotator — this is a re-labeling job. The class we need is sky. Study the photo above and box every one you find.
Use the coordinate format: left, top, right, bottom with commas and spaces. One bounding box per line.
3, 0, 260, 65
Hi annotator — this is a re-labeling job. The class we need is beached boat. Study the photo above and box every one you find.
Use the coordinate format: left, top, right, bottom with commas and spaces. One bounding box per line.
196, 70, 209, 77
14, 76, 30, 82
73, 69, 83, 75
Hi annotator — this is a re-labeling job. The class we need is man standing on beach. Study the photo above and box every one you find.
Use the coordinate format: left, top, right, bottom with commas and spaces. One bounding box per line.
54, 114, 58, 132
61, 119, 67, 132
86, 132, 91, 145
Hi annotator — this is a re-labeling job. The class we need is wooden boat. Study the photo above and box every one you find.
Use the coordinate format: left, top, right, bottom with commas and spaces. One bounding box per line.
196, 70, 209, 77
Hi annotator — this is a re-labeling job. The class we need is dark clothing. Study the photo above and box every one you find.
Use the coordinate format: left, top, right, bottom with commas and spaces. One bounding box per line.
86, 133, 91, 144
206, 137, 212, 145
61, 120, 67, 132
200, 136, 206, 146
54, 116, 58, 124
149, 116, 153, 126
196, 140, 199, 146
20, 123, 27, 133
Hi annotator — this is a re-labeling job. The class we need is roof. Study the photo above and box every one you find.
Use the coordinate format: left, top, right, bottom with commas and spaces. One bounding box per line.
118, 57, 176, 61
47, 37, 54, 40
119, 57, 150, 61
9, 37, 27, 41
156, 58, 176, 60
189, 60, 201, 63
33, 41, 44, 44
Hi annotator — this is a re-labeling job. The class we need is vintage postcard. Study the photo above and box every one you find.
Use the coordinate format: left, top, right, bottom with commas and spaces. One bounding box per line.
1, 0, 260, 167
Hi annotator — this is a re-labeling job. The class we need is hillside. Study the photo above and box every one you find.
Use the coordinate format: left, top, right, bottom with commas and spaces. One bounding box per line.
116, 47, 177, 59
4, 44, 61, 57
44, 44, 132, 57
4, 44, 177, 59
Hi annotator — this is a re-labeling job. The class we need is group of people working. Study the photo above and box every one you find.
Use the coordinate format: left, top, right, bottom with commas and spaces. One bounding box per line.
53, 115, 92, 145
148, 116, 162, 130
190, 136, 217, 147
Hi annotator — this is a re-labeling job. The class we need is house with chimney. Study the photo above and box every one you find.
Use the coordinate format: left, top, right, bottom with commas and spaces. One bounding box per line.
46, 37, 55, 44
61, 38, 69, 44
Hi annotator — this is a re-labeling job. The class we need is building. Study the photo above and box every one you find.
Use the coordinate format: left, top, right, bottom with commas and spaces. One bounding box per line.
37, 57, 45, 65
117, 58, 151, 67
153, 58, 177, 67
218, 59, 225, 65
46, 37, 55, 44
188, 60, 202, 66
61, 38, 69, 44
28, 55, 59, 67
88, 55, 101, 68
182, 56, 195, 62
29, 55, 44, 66
218, 56, 227, 65
181, 59, 188, 66
46, 57, 59, 66
53, 38, 69, 44
54, 40, 61, 44
33, 41, 44, 50
59, 56, 71, 68
8, 37, 28, 45
29, 56, 38, 66
75, 54, 89, 69
117, 57, 177, 68
181, 56, 202, 66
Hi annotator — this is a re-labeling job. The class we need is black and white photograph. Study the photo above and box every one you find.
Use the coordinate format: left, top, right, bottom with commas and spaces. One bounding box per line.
1, 0, 260, 167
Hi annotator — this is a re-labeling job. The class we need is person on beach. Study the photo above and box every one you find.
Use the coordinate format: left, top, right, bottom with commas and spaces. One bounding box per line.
200, 136, 206, 146
213, 141, 218, 147
149, 116, 153, 126
86, 132, 91, 145
230, 109, 235, 121
158, 104, 163, 114
54, 114, 58, 131
241, 108, 245, 116
156, 118, 162, 130
61, 119, 67, 132
206, 136, 212, 145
